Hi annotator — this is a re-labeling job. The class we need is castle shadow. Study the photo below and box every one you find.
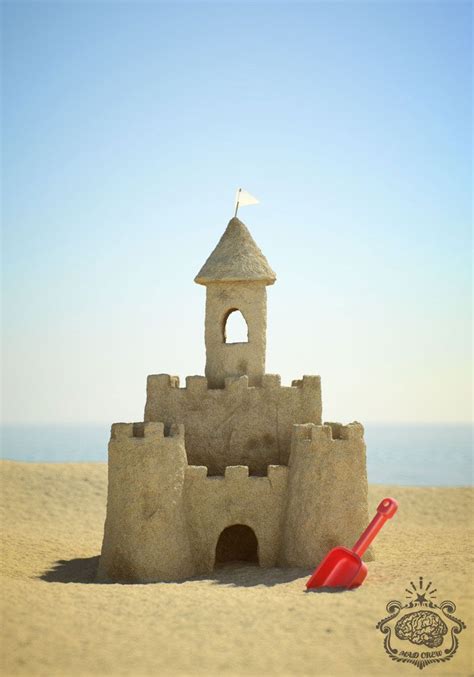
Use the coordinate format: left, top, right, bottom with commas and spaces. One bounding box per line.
191, 563, 311, 588
40, 556, 100, 584
40, 557, 309, 587
305, 586, 357, 594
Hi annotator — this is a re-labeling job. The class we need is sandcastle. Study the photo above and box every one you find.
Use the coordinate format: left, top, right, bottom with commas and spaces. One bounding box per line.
97, 217, 371, 582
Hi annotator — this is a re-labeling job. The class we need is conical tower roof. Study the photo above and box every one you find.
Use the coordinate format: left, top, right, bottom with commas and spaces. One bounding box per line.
195, 217, 276, 285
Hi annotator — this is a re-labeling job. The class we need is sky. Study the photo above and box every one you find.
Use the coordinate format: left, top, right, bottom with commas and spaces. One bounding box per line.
2, 1, 472, 425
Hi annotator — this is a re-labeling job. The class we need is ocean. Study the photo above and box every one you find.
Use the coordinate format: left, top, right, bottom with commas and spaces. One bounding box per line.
1, 423, 472, 487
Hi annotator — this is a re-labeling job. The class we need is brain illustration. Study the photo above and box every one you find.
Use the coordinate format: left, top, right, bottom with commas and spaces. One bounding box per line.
395, 611, 448, 648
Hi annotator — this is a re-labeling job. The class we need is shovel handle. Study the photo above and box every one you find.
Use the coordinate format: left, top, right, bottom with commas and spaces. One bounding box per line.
352, 497, 398, 558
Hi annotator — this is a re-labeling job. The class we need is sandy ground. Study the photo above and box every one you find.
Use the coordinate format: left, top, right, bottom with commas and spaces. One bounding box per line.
0, 461, 472, 677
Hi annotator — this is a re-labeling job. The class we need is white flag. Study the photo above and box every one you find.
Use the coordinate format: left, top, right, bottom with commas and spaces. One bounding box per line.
235, 188, 259, 208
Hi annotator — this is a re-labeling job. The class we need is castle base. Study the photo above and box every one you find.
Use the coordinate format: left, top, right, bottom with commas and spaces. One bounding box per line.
97, 401, 371, 583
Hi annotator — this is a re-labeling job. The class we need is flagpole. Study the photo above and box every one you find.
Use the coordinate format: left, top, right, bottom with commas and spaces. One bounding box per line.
234, 188, 241, 218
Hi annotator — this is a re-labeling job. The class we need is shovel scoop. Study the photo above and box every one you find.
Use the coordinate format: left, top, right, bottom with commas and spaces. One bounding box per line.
306, 497, 398, 590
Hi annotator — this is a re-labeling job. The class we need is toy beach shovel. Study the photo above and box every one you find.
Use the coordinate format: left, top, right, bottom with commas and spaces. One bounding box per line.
306, 497, 398, 590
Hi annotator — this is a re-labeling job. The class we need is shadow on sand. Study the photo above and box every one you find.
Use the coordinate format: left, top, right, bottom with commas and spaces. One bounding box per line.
40, 557, 312, 588
40, 556, 101, 584
194, 563, 309, 588
304, 586, 356, 594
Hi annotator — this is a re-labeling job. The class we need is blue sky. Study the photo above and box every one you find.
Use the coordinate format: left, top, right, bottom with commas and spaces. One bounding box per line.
2, 1, 472, 424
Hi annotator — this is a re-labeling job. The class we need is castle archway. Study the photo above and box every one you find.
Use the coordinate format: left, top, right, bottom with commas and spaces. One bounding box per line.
214, 524, 259, 566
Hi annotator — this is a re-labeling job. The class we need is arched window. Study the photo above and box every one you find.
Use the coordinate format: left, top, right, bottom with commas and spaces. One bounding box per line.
223, 309, 248, 343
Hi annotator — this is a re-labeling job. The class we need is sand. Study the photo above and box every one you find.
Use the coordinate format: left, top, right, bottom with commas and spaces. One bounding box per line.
1, 460, 472, 677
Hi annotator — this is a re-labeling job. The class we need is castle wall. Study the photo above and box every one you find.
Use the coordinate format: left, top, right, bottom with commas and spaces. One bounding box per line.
144, 373, 322, 476
97, 420, 370, 582
281, 422, 371, 567
97, 422, 195, 583
184, 464, 288, 573
204, 282, 267, 388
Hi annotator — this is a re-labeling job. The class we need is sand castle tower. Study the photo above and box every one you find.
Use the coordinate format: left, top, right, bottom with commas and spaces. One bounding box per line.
98, 217, 371, 583
195, 217, 276, 388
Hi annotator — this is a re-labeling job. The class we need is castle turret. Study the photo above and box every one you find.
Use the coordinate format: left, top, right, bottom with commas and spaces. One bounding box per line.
195, 217, 276, 388
280, 422, 371, 567
97, 422, 195, 582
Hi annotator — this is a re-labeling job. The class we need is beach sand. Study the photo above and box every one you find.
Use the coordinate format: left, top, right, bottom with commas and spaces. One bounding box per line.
1, 460, 472, 676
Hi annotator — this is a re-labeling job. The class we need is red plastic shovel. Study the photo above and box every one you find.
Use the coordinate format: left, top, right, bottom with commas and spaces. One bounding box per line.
306, 497, 398, 590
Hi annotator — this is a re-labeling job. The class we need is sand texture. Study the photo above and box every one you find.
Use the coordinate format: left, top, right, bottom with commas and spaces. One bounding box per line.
1, 461, 472, 676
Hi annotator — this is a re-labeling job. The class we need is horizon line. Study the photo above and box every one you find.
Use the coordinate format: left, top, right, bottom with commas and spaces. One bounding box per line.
1, 420, 473, 427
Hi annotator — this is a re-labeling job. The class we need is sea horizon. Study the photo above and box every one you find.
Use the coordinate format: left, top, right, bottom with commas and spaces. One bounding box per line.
1, 421, 472, 487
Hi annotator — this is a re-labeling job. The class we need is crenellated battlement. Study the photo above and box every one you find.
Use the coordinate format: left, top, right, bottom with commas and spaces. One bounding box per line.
110, 421, 185, 440
185, 464, 288, 483
292, 421, 364, 445
324, 421, 364, 440
147, 373, 320, 394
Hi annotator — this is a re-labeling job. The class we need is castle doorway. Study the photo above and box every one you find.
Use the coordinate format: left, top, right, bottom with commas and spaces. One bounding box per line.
215, 524, 259, 566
